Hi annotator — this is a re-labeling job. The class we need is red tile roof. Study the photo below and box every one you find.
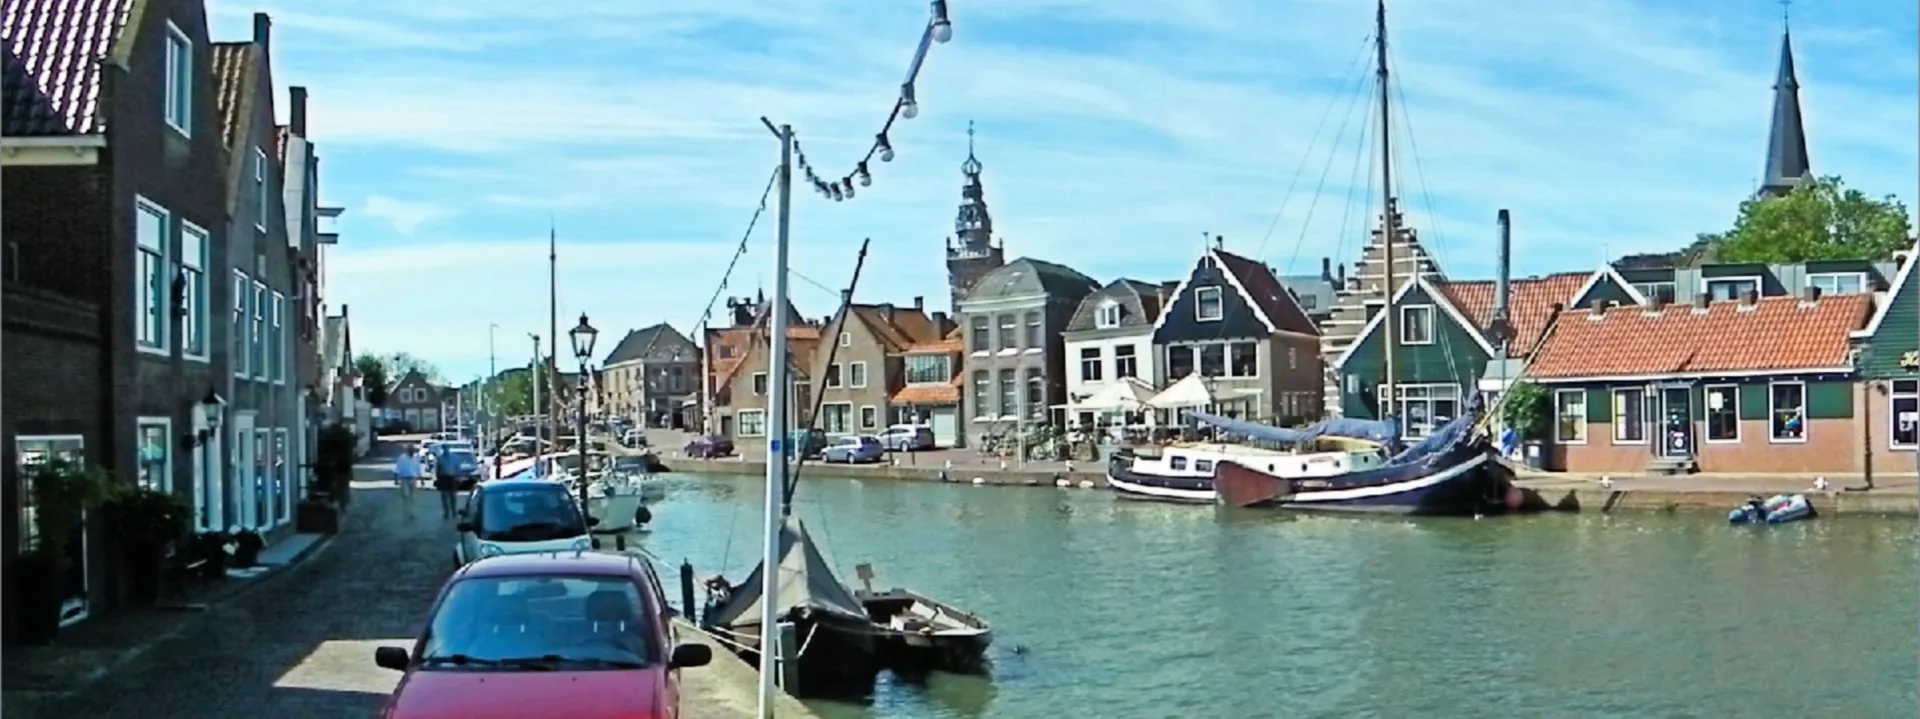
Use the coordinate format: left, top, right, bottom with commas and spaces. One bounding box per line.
1215, 249, 1318, 335
1439, 272, 1592, 356
904, 339, 962, 354
1529, 294, 1871, 380
892, 384, 960, 404
2, 0, 135, 135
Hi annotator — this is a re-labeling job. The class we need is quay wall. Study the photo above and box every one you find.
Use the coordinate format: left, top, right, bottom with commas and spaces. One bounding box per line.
662, 458, 1919, 516
674, 620, 818, 719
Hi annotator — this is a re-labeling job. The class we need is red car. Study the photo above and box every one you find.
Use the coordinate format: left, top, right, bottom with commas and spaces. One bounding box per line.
374, 551, 713, 719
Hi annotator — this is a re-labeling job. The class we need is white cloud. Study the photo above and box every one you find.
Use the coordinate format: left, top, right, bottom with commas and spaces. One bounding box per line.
214, 0, 1917, 378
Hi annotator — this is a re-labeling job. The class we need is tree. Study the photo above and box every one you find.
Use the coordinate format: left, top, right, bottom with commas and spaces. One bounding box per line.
354, 355, 390, 407
484, 371, 534, 418
352, 352, 444, 409
1697, 176, 1913, 264
375, 352, 443, 385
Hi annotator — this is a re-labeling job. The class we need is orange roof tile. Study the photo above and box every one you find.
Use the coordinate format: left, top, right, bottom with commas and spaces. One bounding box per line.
904, 339, 962, 354
1439, 272, 1592, 356
892, 384, 960, 404
1529, 294, 1870, 380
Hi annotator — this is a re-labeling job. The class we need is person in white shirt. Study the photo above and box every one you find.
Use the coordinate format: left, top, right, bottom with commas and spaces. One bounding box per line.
393, 447, 424, 519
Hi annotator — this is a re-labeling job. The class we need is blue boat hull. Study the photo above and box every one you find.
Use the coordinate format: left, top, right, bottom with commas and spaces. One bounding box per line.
1108, 442, 1510, 516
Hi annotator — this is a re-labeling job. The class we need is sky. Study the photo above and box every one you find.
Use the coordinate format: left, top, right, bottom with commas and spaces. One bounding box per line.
207, 0, 1920, 383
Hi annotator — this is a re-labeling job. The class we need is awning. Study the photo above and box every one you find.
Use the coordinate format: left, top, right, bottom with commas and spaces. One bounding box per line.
1148, 374, 1216, 409
1080, 377, 1157, 411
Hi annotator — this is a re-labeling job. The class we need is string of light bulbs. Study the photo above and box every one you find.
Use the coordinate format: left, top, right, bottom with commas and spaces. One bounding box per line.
792, 0, 953, 202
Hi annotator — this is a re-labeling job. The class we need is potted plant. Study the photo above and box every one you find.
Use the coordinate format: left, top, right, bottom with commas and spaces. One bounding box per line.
229, 527, 266, 568
107, 487, 194, 605
1499, 381, 1553, 470
14, 459, 115, 645
313, 423, 359, 513
193, 530, 233, 579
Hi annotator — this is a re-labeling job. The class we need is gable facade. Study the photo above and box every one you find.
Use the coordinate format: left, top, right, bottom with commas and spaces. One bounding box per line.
1150, 247, 1324, 423
1851, 247, 1920, 468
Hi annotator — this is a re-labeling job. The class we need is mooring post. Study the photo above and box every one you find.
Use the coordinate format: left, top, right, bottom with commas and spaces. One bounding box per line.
777, 621, 801, 692
679, 559, 697, 620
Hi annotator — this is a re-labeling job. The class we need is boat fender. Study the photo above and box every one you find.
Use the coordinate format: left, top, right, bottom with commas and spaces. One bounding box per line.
938, 470, 952, 483
634, 506, 653, 526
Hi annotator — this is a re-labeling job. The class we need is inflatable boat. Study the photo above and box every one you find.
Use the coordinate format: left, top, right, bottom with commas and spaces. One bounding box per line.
1728, 494, 1815, 525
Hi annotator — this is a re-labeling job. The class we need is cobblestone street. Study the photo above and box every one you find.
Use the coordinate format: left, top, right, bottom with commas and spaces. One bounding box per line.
33, 465, 454, 717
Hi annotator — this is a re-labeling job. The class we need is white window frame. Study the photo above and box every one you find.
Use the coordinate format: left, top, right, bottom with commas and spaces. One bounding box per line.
848, 361, 868, 389
1806, 271, 1867, 296
1703, 384, 1741, 443
817, 402, 855, 434
751, 372, 768, 396
737, 410, 767, 437
179, 221, 209, 361
1375, 383, 1461, 440
1194, 286, 1224, 322
1634, 281, 1677, 304
1890, 380, 1918, 450
252, 149, 269, 230
163, 23, 191, 136
825, 363, 844, 389
859, 405, 879, 429
251, 281, 268, 379
232, 271, 251, 378
1096, 301, 1121, 329
1399, 305, 1435, 346
134, 198, 170, 355
1113, 344, 1137, 378
271, 292, 286, 384
1553, 389, 1587, 444
135, 416, 174, 492
838, 331, 851, 347
1226, 341, 1259, 379
1768, 381, 1807, 444
1079, 347, 1103, 382
1702, 276, 1762, 302
1611, 387, 1648, 444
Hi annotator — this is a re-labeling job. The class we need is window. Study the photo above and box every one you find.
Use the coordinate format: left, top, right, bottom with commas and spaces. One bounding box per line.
1376, 384, 1460, 439
1705, 277, 1759, 302
718, 345, 736, 359
1080, 347, 1103, 381
1025, 369, 1044, 419
848, 362, 867, 389
1114, 345, 1138, 378
1634, 282, 1677, 304
1287, 346, 1297, 370
971, 371, 991, 418
16, 436, 85, 554
820, 404, 852, 434
1169, 456, 1188, 471
1194, 286, 1224, 321
998, 369, 1017, 416
1611, 388, 1647, 443
906, 355, 949, 384
1096, 301, 1121, 329
135, 200, 168, 352
251, 282, 267, 376
163, 23, 190, 134
825, 364, 844, 389
1024, 311, 1042, 349
1229, 342, 1257, 378
270, 292, 285, 382
1704, 385, 1739, 442
668, 365, 687, 393
751, 372, 768, 395
232, 272, 251, 376
1807, 272, 1866, 296
839, 331, 851, 347
997, 314, 1017, 350
1195, 459, 1215, 473
1297, 294, 1318, 311
737, 410, 766, 437
180, 222, 208, 359
860, 405, 879, 429
1892, 380, 1918, 449
1399, 305, 1434, 345
1199, 344, 1225, 377
1167, 345, 1195, 379
136, 418, 172, 492
1769, 382, 1805, 442
273, 428, 290, 524
1554, 389, 1587, 443
252, 149, 268, 229
969, 316, 990, 353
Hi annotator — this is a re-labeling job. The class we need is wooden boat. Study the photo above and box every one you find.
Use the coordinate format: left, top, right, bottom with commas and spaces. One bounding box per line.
853, 565, 991, 675
701, 520, 880, 695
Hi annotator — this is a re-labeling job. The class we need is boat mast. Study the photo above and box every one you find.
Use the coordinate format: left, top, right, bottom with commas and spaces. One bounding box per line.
549, 219, 561, 442
755, 120, 797, 717
1374, 0, 1400, 418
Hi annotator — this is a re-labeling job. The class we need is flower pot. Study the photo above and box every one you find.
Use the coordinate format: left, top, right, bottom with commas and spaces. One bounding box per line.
14, 555, 69, 645
296, 499, 339, 534
201, 547, 230, 579
122, 542, 169, 606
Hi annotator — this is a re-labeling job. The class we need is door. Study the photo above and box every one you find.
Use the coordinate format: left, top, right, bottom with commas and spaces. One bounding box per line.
254, 428, 272, 530
15, 436, 92, 625
231, 413, 256, 530
1659, 387, 1693, 458
929, 407, 959, 448
192, 403, 224, 531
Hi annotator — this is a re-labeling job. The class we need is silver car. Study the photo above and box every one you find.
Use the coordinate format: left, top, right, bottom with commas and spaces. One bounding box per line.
453, 480, 598, 566
877, 424, 936, 452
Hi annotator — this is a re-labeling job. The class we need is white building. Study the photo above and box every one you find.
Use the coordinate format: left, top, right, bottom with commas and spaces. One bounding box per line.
1061, 279, 1172, 427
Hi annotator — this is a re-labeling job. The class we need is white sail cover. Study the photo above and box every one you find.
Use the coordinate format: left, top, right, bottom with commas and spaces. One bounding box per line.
706, 519, 868, 629
1081, 377, 1157, 411
1147, 374, 1216, 409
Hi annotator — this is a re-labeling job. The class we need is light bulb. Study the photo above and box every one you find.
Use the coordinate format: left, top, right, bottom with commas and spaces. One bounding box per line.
932, 19, 952, 43
842, 180, 856, 199
899, 84, 918, 120
875, 134, 895, 163
856, 162, 872, 186
879, 146, 895, 162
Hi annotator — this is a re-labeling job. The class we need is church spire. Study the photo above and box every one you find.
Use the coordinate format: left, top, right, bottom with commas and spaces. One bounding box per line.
1758, 6, 1812, 198
953, 119, 993, 248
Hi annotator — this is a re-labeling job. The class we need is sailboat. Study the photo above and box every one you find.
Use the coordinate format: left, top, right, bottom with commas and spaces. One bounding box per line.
1108, 1, 1512, 515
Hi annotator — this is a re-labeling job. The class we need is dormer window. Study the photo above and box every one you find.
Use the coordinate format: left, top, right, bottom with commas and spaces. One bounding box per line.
1095, 301, 1122, 329
1194, 286, 1224, 322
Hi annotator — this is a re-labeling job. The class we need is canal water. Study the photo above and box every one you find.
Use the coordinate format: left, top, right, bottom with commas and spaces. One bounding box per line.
635, 473, 1917, 718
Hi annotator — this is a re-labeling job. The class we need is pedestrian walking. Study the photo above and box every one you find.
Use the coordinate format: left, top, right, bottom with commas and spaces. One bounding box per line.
433, 464, 460, 519
393, 446, 423, 519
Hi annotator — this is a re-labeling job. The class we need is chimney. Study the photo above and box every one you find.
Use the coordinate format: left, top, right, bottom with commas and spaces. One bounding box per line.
1641, 293, 1665, 312
1320, 257, 1333, 283
1800, 285, 1822, 306
1739, 289, 1759, 307
1338, 262, 1348, 289
840, 289, 853, 306
1213, 234, 1224, 251
930, 311, 949, 333
1589, 298, 1609, 312
1492, 209, 1512, 343
1692, 292, 1711, 312
913, 296, 924, 311
878, 302, 894, 316
252, 12, 271, 49
289, 86, 309, 137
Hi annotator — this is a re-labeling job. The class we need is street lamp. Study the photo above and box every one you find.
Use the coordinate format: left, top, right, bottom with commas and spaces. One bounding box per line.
569, 314, 598, 513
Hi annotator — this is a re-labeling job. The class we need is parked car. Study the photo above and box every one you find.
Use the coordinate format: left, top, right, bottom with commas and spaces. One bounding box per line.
372, 551, 713, 719
821, 435, 885, 464
876, 424, 936, 452
683, 435, 733, 459
436, 448, 484, 491
453, 480, 598, 566
788, 428, 828, 459
621, 428, 649, 448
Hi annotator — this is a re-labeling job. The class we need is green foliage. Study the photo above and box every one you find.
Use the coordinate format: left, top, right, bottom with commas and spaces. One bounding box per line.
109, 487, 195, 548
354, 354, 390, 407
26, 460, 116, 561
352, 352, 442, 408
1499, 381, 1552, 441
485, 371, 535, 417
1698, 176, 1912, 264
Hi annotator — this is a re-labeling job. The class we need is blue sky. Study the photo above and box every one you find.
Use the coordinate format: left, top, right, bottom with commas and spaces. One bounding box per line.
209, 0, 1919, 383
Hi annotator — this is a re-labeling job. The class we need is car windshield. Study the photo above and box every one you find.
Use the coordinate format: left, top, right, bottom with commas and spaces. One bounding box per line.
443, 450, 477, 465
419, 575, 657, 670
478, 486, 587, 540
